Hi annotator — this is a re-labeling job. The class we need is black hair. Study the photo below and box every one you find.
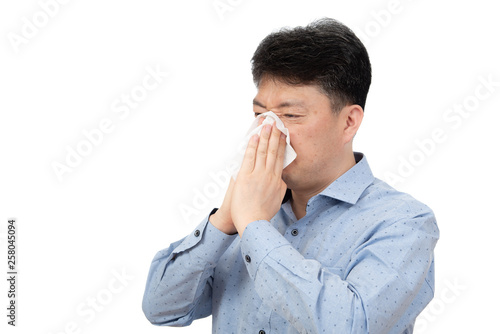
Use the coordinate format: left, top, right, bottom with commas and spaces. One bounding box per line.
251, 18, 371, 112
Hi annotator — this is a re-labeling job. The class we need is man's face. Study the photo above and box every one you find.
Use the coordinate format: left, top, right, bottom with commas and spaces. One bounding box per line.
253, 77, 349, 194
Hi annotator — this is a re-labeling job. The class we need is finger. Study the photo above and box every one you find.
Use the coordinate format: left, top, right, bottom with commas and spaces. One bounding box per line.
265, 123, 282, 171
274, 131, 287, 176
239, 134, 259, 175
227, 175, 235, 192
255, 123, 272, 170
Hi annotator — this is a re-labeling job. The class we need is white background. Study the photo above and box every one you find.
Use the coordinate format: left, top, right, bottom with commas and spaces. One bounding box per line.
1, 0, 499, 333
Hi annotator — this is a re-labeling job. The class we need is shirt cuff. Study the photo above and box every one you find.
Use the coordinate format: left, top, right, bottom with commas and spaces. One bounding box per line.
240, 220, 291, 280
185, 209, 237, 266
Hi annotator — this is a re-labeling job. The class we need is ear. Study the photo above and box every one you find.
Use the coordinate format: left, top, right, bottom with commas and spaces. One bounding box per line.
342, 104, 364, 144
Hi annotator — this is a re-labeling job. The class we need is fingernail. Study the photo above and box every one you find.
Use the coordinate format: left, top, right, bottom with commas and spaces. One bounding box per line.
281, 133, 286, 140
264, 125, 272, 134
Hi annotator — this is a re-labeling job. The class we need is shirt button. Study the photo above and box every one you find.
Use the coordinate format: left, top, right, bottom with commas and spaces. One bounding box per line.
245, 255, 251, 263
291, 229, 299, 236
194, 230, 200, 237
259, 330, 266, 334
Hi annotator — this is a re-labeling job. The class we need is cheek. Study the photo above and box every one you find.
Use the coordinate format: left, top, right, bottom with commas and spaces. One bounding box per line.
288, 128, 316, 157
288, 122, 339, 160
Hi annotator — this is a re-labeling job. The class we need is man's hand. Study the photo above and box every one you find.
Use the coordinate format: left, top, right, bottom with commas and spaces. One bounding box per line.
209, 177, 237, 235
231, 122, 288, 237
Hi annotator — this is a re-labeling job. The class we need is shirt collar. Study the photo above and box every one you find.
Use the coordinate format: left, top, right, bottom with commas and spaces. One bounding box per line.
318, 152, 375, 205
282, 152, 375, 205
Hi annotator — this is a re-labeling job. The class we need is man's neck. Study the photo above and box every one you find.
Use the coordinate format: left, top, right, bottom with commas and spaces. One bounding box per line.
290, 152, 357, 220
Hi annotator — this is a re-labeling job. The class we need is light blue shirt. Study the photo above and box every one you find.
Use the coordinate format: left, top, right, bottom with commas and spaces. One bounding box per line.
142, 153, 439, 333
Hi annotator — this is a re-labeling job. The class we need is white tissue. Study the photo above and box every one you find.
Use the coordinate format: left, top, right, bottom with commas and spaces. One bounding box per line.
231, 111, 297, 180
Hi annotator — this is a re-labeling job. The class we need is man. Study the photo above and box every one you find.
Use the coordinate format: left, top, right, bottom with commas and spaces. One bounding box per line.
142, 18, 439, 333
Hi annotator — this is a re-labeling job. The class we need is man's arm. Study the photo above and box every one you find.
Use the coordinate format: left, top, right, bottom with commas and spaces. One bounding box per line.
239, 211, 438, 333
141, 210, 236, 326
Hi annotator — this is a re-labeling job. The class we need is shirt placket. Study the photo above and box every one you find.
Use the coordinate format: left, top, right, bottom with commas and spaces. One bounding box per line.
283, 196, 320, 249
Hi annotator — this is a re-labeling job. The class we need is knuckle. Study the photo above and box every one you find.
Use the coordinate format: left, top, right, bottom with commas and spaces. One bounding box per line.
257, 149, 267, 158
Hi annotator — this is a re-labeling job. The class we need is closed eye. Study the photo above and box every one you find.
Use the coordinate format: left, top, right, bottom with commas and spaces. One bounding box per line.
253, 112, 302, 119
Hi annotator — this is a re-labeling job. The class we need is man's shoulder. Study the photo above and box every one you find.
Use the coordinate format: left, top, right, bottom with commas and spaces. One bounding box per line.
360, 177, 435, 220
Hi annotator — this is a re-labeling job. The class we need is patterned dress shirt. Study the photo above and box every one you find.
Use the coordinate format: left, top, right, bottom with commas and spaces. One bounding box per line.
142, 152, 439, 333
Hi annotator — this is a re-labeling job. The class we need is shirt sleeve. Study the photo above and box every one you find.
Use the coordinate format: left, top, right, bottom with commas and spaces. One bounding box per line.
142, 209, 237, 326
239, 210, 439, 333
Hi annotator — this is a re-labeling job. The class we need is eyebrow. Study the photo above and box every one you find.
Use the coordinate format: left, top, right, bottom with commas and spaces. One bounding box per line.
252, 99, 306, 110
